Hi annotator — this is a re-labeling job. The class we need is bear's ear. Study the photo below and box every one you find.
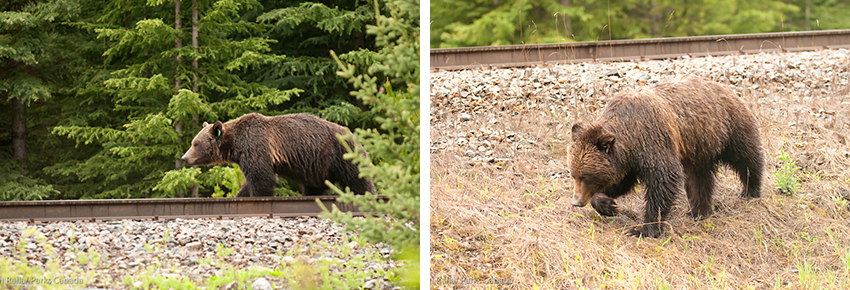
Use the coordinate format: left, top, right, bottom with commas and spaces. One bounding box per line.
202, 122, 210, 128
210, 121, 224, 140
571, 122, 585, 141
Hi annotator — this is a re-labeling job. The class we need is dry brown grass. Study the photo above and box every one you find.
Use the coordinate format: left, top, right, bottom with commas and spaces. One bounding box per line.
430, 71, 850, 289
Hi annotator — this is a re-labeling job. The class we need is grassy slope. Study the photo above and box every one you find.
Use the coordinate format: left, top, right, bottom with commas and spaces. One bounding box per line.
431, 68, 850, 289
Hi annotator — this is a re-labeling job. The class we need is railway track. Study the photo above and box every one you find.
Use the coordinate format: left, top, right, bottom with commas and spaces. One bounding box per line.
0, 196, 380, 222
430, 29, 850, 70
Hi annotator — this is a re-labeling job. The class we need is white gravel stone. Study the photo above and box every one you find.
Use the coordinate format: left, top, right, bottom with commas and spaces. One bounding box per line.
251, 277, 273, 290
185, 241, 202, 250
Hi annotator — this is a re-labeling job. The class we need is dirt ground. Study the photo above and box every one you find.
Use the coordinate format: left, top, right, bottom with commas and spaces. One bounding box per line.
430, 51, 850, 289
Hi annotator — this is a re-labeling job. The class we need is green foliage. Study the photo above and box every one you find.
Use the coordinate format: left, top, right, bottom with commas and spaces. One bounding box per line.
322, 0, 419, 287
774, 149, 801, 195
257, 2, 372, 35
153, 167, 202, 198
254, 0, 381, 127
783, 0, 850, 31
12, 0, 383, 199
1, 0, 102, 200
46, 0, 293, 198
2, 0, 398, 200
326, 0, 419, 250
202, 165, 243, 198
113, 237, 397, 289
0, 157, 57, 201
167, 90, 215, 125
430, 0, 832, 48
276, 238, 401, 289
0, 228, 95, 289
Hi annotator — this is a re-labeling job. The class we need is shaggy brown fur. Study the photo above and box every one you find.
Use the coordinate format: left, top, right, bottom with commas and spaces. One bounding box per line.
568, 76, 764, 238
181, 113, 375, 197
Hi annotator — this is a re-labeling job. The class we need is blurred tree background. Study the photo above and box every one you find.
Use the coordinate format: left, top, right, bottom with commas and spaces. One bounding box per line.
0, 0, 410, 200
431, 0, 850, 48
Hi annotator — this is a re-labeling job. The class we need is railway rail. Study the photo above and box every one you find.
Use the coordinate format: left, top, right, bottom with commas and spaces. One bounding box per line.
0, 196, 380, 222
430, 29, 850, 70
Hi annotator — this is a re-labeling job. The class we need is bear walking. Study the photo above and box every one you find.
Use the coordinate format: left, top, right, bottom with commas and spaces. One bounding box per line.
181, 113, 375, 197
568, 76, 763, 238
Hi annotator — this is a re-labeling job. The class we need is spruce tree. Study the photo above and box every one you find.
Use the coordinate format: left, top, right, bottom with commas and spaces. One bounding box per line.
50, 0, 298, 198
255, 0, 380, 127
322, 0, 420, 286
45, 0, 383, 198
0, 0, 90, 200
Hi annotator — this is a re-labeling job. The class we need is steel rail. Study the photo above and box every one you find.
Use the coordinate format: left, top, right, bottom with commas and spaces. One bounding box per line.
0, 196, 383, 222
430, 29, 850, 70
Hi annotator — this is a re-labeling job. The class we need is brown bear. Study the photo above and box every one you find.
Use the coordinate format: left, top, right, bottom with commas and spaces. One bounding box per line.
181, 113, 375, 197
568, 76, 763, 238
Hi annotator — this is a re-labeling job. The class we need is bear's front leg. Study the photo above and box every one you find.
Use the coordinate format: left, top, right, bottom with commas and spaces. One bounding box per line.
236, 160, 277, 197
592, 172, 638, 217
627, 163, 682, 238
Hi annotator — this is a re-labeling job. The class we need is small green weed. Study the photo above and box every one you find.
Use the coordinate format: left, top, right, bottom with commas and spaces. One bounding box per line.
802, 170, 822, 182
773, 149, 800, 195
831, 195, 848, 209
216, 243, 234, 258
797, 261, 817, 290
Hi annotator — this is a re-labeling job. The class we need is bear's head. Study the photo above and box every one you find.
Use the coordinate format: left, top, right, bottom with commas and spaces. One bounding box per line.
568, 122, 618, 208
181, 121, 229, 166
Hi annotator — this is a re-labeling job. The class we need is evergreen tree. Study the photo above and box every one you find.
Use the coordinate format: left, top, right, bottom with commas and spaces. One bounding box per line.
431, 0, 803, 48
0, 0, 92, 199
48, 0, 298, 198
254, 0, 380, 127
39, 0, 386, 199
784, 0, 850, 31
322, 0, 420, 286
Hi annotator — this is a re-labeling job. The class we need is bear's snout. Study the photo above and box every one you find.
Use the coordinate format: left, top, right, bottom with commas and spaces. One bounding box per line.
571, 181, 591, 207
180, 151, 194, 166
571, 197, 589, 207
571, 198, 582, 207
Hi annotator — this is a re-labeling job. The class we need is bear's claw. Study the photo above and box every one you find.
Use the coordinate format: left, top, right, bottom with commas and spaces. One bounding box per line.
590, 194, 619, 217
627, 224, 662, 238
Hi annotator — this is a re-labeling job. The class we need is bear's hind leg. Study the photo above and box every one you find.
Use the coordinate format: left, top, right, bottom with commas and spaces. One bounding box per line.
339, 177, 374, 195
332, 160, 375, 195
302, 185, 329, 196
733, 156, 763, 198
685, 167, 715, 220
720, 142, 763, 198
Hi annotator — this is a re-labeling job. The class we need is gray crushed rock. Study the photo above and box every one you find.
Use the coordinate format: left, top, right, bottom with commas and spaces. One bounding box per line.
0, 216, 399, 289
430, 49, 850, 171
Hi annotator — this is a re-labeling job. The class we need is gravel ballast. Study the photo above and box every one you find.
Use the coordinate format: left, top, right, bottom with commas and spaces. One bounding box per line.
431, 49, 850, 168
0, 216, 398, 289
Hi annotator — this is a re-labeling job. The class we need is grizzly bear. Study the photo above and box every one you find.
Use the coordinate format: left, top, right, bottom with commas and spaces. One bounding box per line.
568, 76, 763, 238
181, 113, 375, 197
